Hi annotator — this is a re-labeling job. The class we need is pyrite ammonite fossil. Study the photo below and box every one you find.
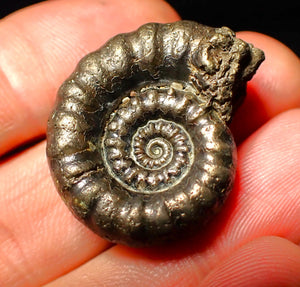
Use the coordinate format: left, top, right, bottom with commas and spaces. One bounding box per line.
47, 21, 264, 247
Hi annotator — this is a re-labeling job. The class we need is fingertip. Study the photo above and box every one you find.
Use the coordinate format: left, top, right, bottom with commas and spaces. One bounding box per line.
201, 236, 300, 287
229, 109, 300, 245
237, 32, 300, 106
231, 31, 300, 142
0, 0, 180, 156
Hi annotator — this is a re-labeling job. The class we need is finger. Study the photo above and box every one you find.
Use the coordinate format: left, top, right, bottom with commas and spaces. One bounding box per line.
48, 237, 300, 287
200, 236, 300, 287
0, 141, 111, 287
232, 32, 300, 143
44, 109, 300, 286
0, 0, 179, 156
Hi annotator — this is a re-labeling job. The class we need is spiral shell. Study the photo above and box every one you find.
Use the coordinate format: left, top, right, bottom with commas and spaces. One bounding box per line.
46, 21, 264, 246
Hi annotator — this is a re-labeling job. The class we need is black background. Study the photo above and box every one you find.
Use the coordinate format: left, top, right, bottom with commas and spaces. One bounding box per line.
0, 0, 299, 56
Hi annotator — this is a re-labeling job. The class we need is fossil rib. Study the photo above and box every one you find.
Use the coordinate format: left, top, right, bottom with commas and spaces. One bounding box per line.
46, 21, 264, 247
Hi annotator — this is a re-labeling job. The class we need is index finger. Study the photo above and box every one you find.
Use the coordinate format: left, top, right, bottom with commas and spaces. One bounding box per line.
0, 0, 179, 156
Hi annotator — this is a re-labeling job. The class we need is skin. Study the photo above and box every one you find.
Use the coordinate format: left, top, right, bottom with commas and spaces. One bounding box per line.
0, 0, 300, 286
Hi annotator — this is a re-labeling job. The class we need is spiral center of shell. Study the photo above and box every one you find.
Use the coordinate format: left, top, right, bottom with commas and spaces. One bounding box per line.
102, 85, 196, 194
132, 121, 175, 170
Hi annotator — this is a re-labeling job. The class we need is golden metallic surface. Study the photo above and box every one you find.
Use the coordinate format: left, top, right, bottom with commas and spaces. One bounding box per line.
46, 21, 264, 247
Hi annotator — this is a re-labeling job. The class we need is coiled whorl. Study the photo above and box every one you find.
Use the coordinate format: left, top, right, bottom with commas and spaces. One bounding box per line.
46, 21, 264, 246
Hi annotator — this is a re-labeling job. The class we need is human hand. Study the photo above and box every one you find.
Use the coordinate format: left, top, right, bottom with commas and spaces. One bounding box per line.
0, 0, 300, 286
